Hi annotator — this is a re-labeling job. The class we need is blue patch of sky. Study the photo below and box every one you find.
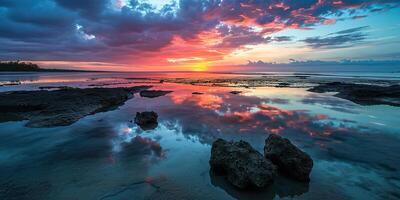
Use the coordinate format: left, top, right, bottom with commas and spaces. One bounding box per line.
269, 8, 400, 60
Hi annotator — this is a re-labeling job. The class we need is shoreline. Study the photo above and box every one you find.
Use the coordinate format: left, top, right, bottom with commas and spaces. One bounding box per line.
0, 86, 153, 127
0, 70, 113, 73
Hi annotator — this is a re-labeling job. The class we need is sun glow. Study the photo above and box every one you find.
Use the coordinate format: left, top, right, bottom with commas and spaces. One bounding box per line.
192, 63, 209, 71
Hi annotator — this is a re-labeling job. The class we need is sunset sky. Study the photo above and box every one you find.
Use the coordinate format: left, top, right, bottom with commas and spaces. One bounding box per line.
0, 0, 400, 71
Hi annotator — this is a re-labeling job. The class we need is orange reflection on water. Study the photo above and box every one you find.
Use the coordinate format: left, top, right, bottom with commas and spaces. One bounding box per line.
172, 94, 224, 110
151, 83, 351, 139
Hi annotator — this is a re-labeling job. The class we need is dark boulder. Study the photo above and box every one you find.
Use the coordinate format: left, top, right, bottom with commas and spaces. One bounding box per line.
210, 139, 277, 189
134, 111, 158, 130
264, 134, 313, 182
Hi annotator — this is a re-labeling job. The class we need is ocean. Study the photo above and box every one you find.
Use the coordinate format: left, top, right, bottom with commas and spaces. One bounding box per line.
0, 71, 399, 200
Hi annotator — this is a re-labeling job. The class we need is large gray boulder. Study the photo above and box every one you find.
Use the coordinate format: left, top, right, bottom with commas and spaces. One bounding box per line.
264, 134, 313, 182
210, 139, 277, 189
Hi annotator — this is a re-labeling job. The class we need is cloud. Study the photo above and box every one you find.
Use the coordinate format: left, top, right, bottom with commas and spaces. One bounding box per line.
214, 25, 272, 48
54, 0, 109, 18
0, 0, 399, 67
330, 26, 369, 35
248, 59, 400, 66
272, 36, 293, 42
302, 26, 369, 49
243, 59, 400, 72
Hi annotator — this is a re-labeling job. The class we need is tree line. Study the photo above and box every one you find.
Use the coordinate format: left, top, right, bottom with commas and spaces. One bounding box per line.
0, 61, 41, 71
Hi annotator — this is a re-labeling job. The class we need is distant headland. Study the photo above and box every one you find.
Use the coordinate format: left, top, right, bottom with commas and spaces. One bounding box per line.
0, 61, 101, 72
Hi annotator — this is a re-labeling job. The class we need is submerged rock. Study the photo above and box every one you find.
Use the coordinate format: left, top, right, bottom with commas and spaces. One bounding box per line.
139, 90, 172, 98
0, 86, 151, 127
134, 111, 158, 130
209, 170, 276, 199
308, 82, 400, 106
192, 92, 203, 95
229, 91, 242, 95
210, 170, 310, 200
264, 134, 313, 182
210, 139, 276, 189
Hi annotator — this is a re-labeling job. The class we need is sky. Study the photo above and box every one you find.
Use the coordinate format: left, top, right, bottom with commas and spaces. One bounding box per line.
0, 0, 400, 71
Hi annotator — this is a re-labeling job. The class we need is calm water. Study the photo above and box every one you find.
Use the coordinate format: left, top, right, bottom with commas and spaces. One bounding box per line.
0, 72, 400, 200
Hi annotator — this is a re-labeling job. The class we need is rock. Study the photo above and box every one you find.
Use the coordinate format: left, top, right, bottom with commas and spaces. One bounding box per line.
0, 86, 151, 127
229, 91, 242, 95
210, 139, 276, 189
134, 111, 158, 130
38, 86, 72, 90
192, 92, 203, 95
264, 134, 313, 182
139, 90, 172, 98
308, 82, 400, 106
276, 82, 290, 87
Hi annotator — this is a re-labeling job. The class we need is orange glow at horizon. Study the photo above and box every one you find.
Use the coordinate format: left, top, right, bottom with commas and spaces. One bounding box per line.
191, 62, 209, 71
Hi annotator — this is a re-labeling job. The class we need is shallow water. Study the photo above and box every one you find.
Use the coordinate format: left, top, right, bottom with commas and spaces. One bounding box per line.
0, 72, 400, 200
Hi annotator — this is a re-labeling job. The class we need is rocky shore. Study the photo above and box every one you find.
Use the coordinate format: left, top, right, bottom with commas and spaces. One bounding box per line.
308, 82, 400, 106
164, 76, 400, 106
0, 86, 151, 127
164, 74, 399, 89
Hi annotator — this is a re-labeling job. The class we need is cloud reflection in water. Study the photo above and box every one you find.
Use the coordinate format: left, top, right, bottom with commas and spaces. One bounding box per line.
1, 83, 400, 199
150, 87, 400, 199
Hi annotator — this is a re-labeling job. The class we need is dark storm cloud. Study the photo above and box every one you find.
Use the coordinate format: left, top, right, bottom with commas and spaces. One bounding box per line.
0, 0, 76, 39
0, 0, 399, 63
302, 26, 369, 49
54, 0, 109, 18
